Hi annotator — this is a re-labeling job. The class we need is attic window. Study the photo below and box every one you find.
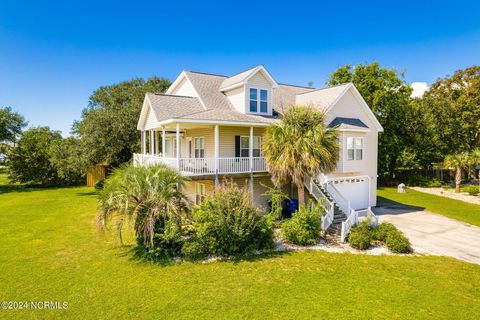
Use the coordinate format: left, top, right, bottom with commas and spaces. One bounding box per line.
249, 88, 268, 113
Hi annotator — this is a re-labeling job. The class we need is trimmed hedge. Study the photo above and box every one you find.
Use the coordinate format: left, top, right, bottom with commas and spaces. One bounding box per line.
385, 231, 411, 253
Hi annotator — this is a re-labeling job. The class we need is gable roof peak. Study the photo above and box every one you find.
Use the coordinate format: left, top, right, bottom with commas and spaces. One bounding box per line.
219, 65, 278, 91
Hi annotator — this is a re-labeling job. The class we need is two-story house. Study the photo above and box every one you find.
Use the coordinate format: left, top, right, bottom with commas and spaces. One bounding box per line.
134, 65, 383, 240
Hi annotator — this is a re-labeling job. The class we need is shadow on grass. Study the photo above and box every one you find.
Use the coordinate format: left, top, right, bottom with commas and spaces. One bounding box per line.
120, 245, 292, 267
375, 195, 425, 214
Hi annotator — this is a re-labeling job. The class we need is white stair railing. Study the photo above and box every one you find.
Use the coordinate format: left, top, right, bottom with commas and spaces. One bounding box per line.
325, 182, 352, 218
341, 209, 358, 242
304, 176, 335, 231
341, 207, 378, 242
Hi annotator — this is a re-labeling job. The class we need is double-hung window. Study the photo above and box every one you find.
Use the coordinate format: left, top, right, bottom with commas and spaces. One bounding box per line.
195, 183, 206, 204
240, 136, 262, 157
249, 88, 268, 114
194, 137, 204, 158
347, 137, 364, 160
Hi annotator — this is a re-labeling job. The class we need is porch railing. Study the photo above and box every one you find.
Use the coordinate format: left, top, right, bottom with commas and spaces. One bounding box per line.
133, 154, 267, 175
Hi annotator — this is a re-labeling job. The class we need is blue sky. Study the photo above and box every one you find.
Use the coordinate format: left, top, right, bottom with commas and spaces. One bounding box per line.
1, 0, 479, 135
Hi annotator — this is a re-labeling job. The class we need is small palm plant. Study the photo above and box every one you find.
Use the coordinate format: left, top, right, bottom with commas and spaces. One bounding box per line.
263, 106, 339, 205
444, 152, 472, 193
98, 164, 189, 248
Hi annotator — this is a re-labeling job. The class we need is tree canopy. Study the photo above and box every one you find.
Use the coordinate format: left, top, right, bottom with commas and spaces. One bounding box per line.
73, 77, 171, 169
0, 106, 27, 143
8, 127, 63, 184
327, 62, 417, 177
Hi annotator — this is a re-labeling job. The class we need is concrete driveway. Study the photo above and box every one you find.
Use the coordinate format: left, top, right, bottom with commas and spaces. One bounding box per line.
373, 204, 480, 264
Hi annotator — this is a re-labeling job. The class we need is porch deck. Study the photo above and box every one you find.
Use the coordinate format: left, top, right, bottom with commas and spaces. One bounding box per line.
133, 153, 267, 176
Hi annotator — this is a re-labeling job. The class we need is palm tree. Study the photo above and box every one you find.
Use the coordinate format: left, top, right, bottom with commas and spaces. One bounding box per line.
263, 106, 339, 206
444, 152, 472, 193
98, 164, 189, 248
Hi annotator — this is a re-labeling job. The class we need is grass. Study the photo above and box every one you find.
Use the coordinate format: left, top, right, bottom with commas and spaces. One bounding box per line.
378, 187, 480, 227
0, 174, 479, 319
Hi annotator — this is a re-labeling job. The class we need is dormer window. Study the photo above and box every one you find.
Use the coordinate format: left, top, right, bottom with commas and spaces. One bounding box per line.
249, 88, 268, 114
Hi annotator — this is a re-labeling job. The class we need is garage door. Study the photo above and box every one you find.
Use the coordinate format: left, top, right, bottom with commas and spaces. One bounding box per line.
332, 179, 369, 210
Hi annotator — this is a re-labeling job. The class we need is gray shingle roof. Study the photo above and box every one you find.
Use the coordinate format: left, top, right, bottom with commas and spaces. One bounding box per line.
328, 117, 369, 129
146, 70, 316, 125
296, 83, 351, 109
219, 66, 258, 90
146, 93, 204, 122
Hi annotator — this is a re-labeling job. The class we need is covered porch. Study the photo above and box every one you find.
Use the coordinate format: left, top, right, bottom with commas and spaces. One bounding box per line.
133, 120, 268, 176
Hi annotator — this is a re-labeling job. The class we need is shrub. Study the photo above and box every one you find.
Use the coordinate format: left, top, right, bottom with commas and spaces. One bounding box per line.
385, 231, 411, 253
135, 219, 183, 261
181, 238, 207, 261
407, 175, 442, 187
347, 221, 372, 250
372, 222, 398, 242
281, 203, 323, 245
189, 181, 274, 257
463, 186, 479, 196
94, 179, 105, 190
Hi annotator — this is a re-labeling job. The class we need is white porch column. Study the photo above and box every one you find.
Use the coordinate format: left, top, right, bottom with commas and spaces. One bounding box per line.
162, 126, 166, 158
249, 126, 253, 172
149, 129, 154, 155
214, 125, 219, 172
176, 123, 180, 168
155, 131, 159, 155
141, 130, 146, 154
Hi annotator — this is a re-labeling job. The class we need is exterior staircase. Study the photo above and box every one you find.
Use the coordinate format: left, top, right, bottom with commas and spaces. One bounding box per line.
315, 182, 347, 243
305, 174, 378, 243
304, 176, 347, 242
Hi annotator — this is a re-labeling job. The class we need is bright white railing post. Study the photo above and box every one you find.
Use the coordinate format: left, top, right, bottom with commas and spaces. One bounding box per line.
175, 123, 180, 168
214, 125, 219, 174
161, 126, 166, 159
249, 126, 253, 172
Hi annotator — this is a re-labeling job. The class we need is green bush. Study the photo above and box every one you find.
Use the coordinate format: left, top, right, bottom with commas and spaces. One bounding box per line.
385, 231, 411, 253
372, 222, 398, 242
462, 186, 479, 196
135, 219, 183, 261
407, 175, 442, 187
189, 181, 275, 257
94, 179, 105, 190
347, 221, 372, 250
181, 238, 206, 261
281, 203, 323, 246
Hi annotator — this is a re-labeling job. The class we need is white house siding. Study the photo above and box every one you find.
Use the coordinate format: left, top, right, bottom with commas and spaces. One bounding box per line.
225, 86, 245, 113
245, 72, 274, 115
325, 90, 379, 207
144, 106, 158, 130
170, 76, 198, 97
218, 126, 265, 158
181, 127, 216, 158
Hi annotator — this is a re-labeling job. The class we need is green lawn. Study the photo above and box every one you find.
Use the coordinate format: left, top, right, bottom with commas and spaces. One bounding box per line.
0, 176, 479, 319
378, 187, 480, 227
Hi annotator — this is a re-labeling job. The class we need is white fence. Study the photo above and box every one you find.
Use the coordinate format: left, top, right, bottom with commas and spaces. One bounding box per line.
340, 207, 378, 243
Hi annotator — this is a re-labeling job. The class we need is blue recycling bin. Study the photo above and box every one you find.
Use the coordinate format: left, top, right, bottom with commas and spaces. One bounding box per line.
287, 199, 299, 214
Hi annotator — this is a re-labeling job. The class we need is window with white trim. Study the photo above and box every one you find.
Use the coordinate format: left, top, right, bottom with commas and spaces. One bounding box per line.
194, 137, 204, 158
347, 137, 364, 160
195, 183, 206, 204
249, 88, 268, 114
240, 136, 262, 157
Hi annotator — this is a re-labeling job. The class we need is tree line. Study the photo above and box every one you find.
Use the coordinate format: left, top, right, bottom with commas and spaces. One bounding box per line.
1, 63, 479, 185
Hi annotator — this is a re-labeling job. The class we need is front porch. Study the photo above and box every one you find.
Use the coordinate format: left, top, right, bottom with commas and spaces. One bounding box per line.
133, 154, 267, 176
134, 121, 268, 176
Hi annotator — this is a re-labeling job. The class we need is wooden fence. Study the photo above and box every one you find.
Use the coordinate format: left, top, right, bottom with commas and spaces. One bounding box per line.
86, 165, 106, 187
